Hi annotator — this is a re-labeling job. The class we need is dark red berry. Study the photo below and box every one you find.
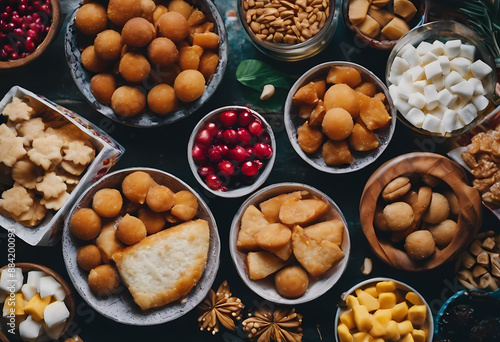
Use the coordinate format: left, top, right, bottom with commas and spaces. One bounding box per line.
244, 146, 253, 157
260, 132, 271, 144
218, 160, 234, 177
206, 174, 222, 190
204, 122, 218, 137
229, 146, 250, 163
241, 161, 258, 176
222, 129, 237, 145
248, 120, 265, 136
253, 143, 273, 160
219, 110, 237, 127
216, 144, 229, 157
195, 129, 213, 147
254, 160, 263, 170
236, 128, 251, 146
192, 144, 207, 163
208, 145, 223, 163
214, 128, 224, 143
198, 165, 214, 178
237, 110, 253, 126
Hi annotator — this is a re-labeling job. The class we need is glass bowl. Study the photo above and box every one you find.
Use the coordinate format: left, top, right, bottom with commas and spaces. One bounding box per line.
187, 106, 276, 198
284, 61, 397, 174
386, 21, 498, 137
64, 0, 228, 128
229, 183, 351, 305
237, 0, 339, 61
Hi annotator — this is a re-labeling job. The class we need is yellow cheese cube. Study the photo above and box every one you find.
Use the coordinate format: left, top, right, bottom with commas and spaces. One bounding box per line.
347, 294, 360, 308
398, 320, 414, 335
24, 293, 51, 321
400, 333, 415, 342
369, 318, 387, 337
376, 280, 396, 293
405, 292, 424, 305
357, 290, 380, 312
352, 331, 373, 342
411, 329, 426, 342
338, 322, 354, 342
353, 305, 373, 332
391, 301, 408, 322
364, 286, 378, 298
340, 309, 356, 330
373, 309, 392, 326
408, 305, 427, 326
379, 292, 396, 309
384, 320, 401, 341
14, 293, 25, 315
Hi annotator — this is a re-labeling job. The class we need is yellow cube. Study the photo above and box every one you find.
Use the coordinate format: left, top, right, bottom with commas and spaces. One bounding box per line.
391, 302, 409, 322
347, 294, 360, 308
352, 332, 373, 342
398, 320, 414, 335
379, 292, 396, 309
411, 329, 426, 342
337, 322, 353, 342
353, 305, 373, 332
376, 280, 396, 293
340, 309, 356, 330
373, 309, 392, 326
405, 292, 424, 305
14, 293, 25, 315
357, 290, 380, 312
364, 286, 378, 298
369, 318, 387, 337
24, 293, 51, 321
408, 305, 427, 326
384, 320, 401, 341
400, 333, 415, 342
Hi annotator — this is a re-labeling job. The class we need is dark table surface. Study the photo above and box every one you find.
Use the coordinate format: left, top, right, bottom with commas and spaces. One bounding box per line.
0, 0, 498, 341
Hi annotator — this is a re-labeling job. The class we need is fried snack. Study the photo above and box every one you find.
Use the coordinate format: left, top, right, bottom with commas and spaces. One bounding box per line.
88, 264, 120, 297
12, 159, 42, 189
324, 84, 359, 117
35, 172, 67, 199
348, 121, 380, 152
92, 188, 123, 218
17, 118, 45, 146
246, 251, 287, 280
174, 70, 206, 102
404, 230, 436, 261
2, 97, 34, 122
326, 66, 362, 88
63, 141, 95, 166
147, 84, 178, 116
297, 121, 324, 154
147, 38, 179, 66
427, 219, 457, 246
77, 245, 102, 271
40, 191, 70, 210
255, 223, 292, 251
116, 214, 147, 245
322, 108, 354, 141
292, 82, 319, 106
14, 198, 46, 227
322, 140, 355, 166
303, 220, 344, 245
28, 135, 64, 170
279, 197, 328, 226
358, 92, 392, 130
75, 3, 108, 36
157, 12, 190, 43
171, 190, 198, 221
138, 208, 166, 235
382, 177, 411, 202
70, 208, 102, 241
237, 205, 269, 251
259, 191, 302, 223
309, 100, 327, 127
274, 266, 309, 298
421, 193, 450, 224
96, 221, 126, 263
0, 185, 33, 217
382, 202, 414, 231
94, 30, 123, 61
121, 171, 156, 205
0, 136, 26, 167
121, 17, 155, 48
146, 185, 175, 212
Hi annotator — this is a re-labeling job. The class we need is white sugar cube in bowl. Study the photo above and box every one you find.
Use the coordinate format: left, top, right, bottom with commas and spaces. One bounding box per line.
385, 21, 497, 137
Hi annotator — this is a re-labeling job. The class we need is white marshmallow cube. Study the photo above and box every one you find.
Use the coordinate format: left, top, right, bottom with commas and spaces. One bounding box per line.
408, 92, 426, 109
460, 44, 476, 61
19, 316, 43, 342
472, 95, 489, 111
458, 103, 478, 125
416, 41, 433, 55
21, 284, 38, 301
450, 57, 472, 78
467, 78, 486, 95
0, 268, 23, 293
43, 321, 66, 340
405, 108, 426, 128
409, 65, 425, 81
422, 114, 442, 133
430, 40, 445, 55
44, 301, 70, 329
470, 59, 493, 80
414, 80, 428, 92
451, 81, 475, 102
431, 74, 445, 91
422, 51, 438, 64
444, 39, 462, 58
394, 99, 413, 116
438, 88, 458, 107
39, 276, 62, 299
388, 73, 402, 85
391, 56, 410, 76
424, 60, 443, 79
424, 85, 439, 110
438, 55, 451, 75
402, 46, 422, 68
430, 105, 447, 119
444, 71, 464, 90
54, 287, 66, 302
27, 271, 46, 289
398, 43, 414, 58
441, 109, 458, 133
389, 84, 400, 99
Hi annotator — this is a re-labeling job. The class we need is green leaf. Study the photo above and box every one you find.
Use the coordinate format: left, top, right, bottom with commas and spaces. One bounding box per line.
236, 59, 293, 92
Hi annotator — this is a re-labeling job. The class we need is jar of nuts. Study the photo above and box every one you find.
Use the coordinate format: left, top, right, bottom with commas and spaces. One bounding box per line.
238, 0, 339, 61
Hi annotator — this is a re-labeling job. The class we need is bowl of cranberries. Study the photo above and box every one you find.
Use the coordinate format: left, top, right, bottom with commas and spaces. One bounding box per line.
188, 106, 276, 198
0, 0, 60, 69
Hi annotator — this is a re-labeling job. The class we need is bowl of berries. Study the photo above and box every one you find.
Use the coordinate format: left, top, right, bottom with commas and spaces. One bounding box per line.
0, 0, 60, 69
188, 106, 276, 198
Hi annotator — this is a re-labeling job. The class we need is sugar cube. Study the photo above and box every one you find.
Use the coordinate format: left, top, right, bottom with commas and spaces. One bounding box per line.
405, 108, 426, 128
408, 92, 426, 109
444, 71, 464, 90
43, 321, 66, 340
424, 85, 439, 110
421, 51, 438, 64
389, 84, 400, 99
441, 109, 458, 133
409, 65, 425, 81
422, 114, 442, 133
460, 43, 476, 61
394, 98, 413, 116
430, 40, 445, 56
431, 74, 445, 91
424, 60, 442, 79
438, 89, 458, 107
391, 56, 410, 76
467, 78, 486, 95
470, 59, 493, 80
450, 57, 472, 78
402, 45, 422, 68
451, 81, 474, 103
444, 39, 461, 58
458, 103, 478, 125
414, 80, 428, 92
472, 95, 489, 111
416, 41, 433, 55
438, 55, 451, 75
39, 276, 62, 299
430, 105, 447, 119
27, 271, 46, 289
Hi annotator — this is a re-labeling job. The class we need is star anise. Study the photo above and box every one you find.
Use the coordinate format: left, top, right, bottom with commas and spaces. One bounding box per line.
242, 306, 303, 342
198, 280, 244, 335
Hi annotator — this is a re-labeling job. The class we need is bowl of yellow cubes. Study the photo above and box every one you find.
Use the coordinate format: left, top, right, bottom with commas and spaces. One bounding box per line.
335, 277, 433, 342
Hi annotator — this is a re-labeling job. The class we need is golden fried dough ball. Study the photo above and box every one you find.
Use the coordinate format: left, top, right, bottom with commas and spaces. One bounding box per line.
92, 188, 123, 218
90, 73, 117, 104
157, 12, 190, 43
70, 208, 102, 240
324, 84, 360, 118
111, 86, 146, 117
168, 0, 192, 19
275, 266, 309, 298
404, 230, 436, 261
383, 202, 414, 231
153, 5, 168, 26
428, 219, 457, 246
322, 108, 354, 141
77, 244, 102, 271
199, 51, 219, 81
422, 193, 450, 224
88, 264, 120, 297
121, 171, 156, 204
94, 30, 123, 61
146, 185, 175, 212
174, 70, 205, 102
138, 208, 166, 235
116, 214, 147, 245
75, 3, 108, 36
147, 84, 178, 116
171, 190, 198, 221
107, 0, 142, 27
81, 45, 109, 73
121, 17, 156, 48
147, 38, 179, 66
119, 52, 151, 83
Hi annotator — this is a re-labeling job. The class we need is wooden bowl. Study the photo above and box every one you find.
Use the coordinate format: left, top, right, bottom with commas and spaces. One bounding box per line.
0, 262, 75, 342
359, 152, 482, 271
0, 0, 61, 69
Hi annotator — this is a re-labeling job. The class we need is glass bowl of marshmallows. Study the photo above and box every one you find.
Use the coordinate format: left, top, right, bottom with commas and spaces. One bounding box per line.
385, 21, 497, 137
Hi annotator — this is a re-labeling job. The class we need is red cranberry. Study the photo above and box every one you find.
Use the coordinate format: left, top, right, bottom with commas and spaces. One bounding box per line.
214, 128, 224, 143
253, 143, 273, 160
198, 165, 214, 178
254, 160, 263, 170
244, 146, 253, 157
26, 29, 37, 39
237, 110, 253, 126
192, 144, 207, 163
33, 1, 42, 11
219, 110, 237, 127
218, 160, 234, 177
236, 128, 251, 145
13, 28, 23, 37
195, 129, 213, 147
241, 161, 258, 176
222, 129, 237, 145
10, 51, 19, 59
41, 4, 51, 15
204, 122, 218, 137
206, 174, 222, 190
260, 132, 271, 144
208, 145, 223, 163
216, 144, 229, 157
248, 120, 265, 136
229, 146, 250, 163
25, 37, 35, 51
0, 12, 10, 21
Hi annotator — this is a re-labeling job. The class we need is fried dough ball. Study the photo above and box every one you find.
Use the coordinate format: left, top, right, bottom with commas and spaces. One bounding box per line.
147, 84, 178, 116
119, 52, 151, 83
92, 188, 123, 218
322, 108, 354, 141
174, 70, 205, 102
199, 51, 219, 81
107, 0, 142, 27
171, 190, 198, 221
88, 264, 120, 297
70, 208, 102, 240
275, 266, 309, 298
324, 84, 360, 118
153, 5, 168, 25
111, 86, 146, 117
422, 192, 450, 224
77, 245, 102, 271
157, 12, 190, 43
147, 38, 179, 66
75, 3, 108, 36
168, 0, 192, 19
81, 45, 109, 73
383, 202, 414, 231
428, 219, 457, 246
404, 230, 436, 261
116, 214, 147, 245
122, 171, 156, 204
94, 30, 123, 61
121, 18, 155, 48
146, 185, 175, 212
90, 73, 117, 104
138, 208, 166, 235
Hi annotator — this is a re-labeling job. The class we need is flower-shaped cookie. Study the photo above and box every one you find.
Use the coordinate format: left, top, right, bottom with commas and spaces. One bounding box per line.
36, 172, 67, 199
12, 159, 43, 189
0, 185, 33, 217
41, 191, 70, 210
28, 135, 64, 170
0, 135, 27, 167
63, 141, 95, 165
0, 123, 16, 139
2, 97, 34, 122
17, 118, 45, 146
15, 198, 47, 227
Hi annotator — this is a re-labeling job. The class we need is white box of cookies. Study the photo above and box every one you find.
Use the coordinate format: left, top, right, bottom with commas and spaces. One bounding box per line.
0, 86, 124, 246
